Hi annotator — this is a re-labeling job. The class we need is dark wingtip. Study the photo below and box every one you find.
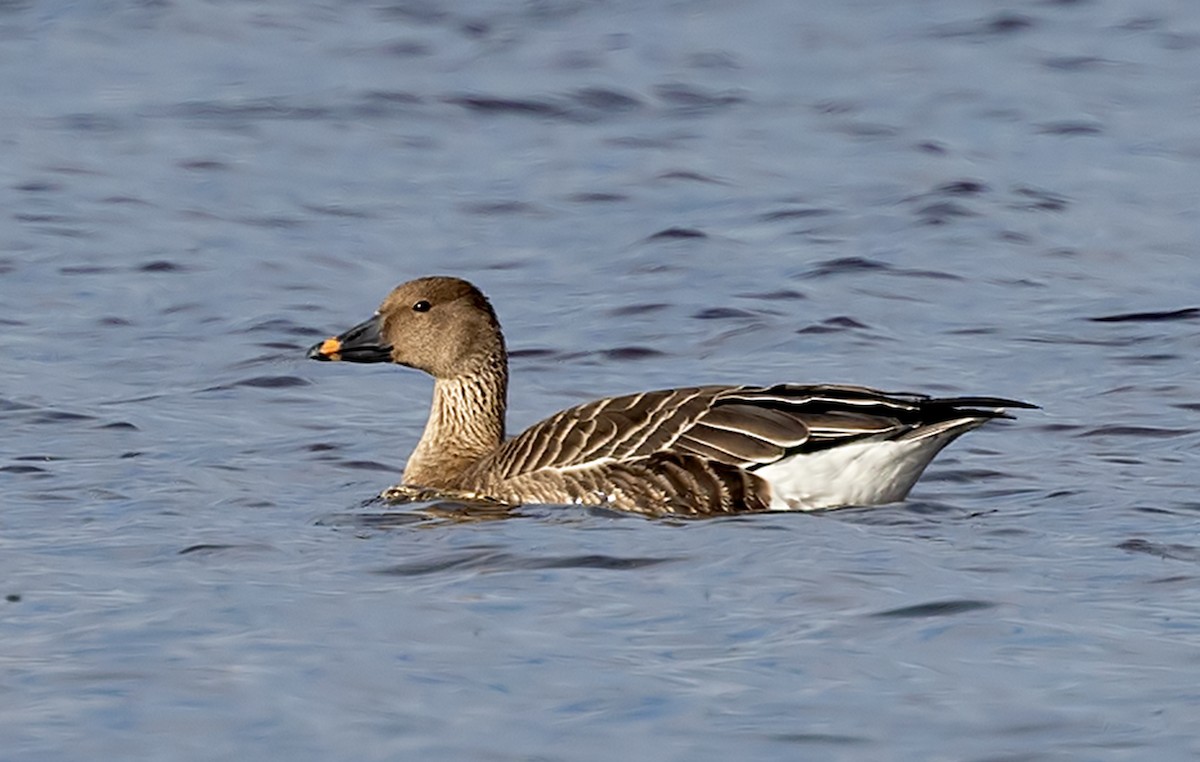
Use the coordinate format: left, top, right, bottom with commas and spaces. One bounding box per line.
938, 396, 1039, 411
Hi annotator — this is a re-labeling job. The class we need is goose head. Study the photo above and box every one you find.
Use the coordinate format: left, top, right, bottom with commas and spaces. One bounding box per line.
307, 276, 504, 379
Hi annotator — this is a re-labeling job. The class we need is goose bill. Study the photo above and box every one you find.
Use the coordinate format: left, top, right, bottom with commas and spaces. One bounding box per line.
306, 315, 392, 363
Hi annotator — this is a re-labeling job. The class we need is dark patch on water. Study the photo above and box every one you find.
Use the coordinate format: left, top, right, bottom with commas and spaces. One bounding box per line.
1118, 538, 1200, 563
796, 316, 870, 334
567, 191, 628, 203
769, 732, 871, 746
1160, 32, 1200, 51
1089, 307, 1200, 323
655, 170, 727, 184
829, 120, 899, 139
374, 2, 449, 25
172, 97, 334, 122
654, 82, 744, 113
177, 159, 229, 171
915, 201, 978, 225
234, 375, 311, 389
813, 100, 858, 115
1036, 121, 1104, 136
479, 259, 531, 271
601, 346, 665, 361
645, 227, 706, 240
915, 140, 947, 154
607, 303, 670, 317
15, 213, 75, 223
13, 179, 61, 192
687, 50, 740, 70
446, 95, 571, 120
920, 468, 1007, 483
932, 12, 1036, 38
377, 40, 432, 58
937, 179, 989, 196
571, 87, 643, 113
29, 225, 94, 239
353, 90, 426, 117
1011, 186, 1070, 211
178, 543, 277, 557
337, 460, 395, 472
59, 264, 115, 275
896, 267, 963, 281
138, 260, 186, 273
238, 215, 307, 229
870, 600, 995, 618
692, 307, 757, 320
804, 256, 890, 278
460, 200, 542, 216
1076, 425, 1195, 439
0, 465, 48, 474
300, 203, 374, 219
1134, 505, 1189, 517
947, 326, 998, 336
459, 19, 491, 38
737, 289, 806, 301
99, 194, 150, 205
1114, 353, 1181, 364
376, 548, 677, 576
758, 207, 833, 222
29, 410, 95, 424
56, 113, 127, 132
1042, 55, 1111, 71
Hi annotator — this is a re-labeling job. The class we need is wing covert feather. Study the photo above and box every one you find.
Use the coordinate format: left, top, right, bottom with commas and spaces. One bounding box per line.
485, 386, 728, 478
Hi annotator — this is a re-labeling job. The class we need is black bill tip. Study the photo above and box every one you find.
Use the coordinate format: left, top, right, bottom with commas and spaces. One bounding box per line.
306, 315, 392, 363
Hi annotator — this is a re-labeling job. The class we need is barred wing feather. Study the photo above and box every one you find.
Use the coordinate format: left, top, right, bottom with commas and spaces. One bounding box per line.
479, 383, 1030, 480
482, 386, 724, 478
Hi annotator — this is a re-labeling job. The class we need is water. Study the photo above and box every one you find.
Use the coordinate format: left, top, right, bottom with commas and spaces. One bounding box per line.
3, 0, 1200, 759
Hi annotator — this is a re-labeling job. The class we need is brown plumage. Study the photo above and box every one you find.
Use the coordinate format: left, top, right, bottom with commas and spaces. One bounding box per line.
308, 276, 1034, 517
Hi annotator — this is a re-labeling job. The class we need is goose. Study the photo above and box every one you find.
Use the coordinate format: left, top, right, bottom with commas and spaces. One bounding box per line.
307, 276, 1033, 517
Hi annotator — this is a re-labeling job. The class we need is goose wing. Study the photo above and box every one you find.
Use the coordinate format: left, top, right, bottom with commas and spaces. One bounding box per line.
479, 383, 1033, 479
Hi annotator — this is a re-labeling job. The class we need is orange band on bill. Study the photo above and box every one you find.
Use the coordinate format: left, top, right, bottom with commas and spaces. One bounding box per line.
318, 337, 342, 356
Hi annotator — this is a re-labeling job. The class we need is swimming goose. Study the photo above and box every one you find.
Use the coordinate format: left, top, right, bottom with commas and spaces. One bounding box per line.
307, 276, 1033, 517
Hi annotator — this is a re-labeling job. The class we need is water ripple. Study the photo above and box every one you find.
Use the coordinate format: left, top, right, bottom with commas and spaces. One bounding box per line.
1089, 307, 1200, 323
1117, 538, 1200, 563
869, 600, 996, 618
376, 549, 679, 576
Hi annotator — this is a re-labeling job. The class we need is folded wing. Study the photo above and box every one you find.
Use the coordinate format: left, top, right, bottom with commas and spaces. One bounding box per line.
477, 383, 1032, 479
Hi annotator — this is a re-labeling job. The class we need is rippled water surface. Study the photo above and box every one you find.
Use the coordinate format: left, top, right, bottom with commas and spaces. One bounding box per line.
4, 1, 1200, 759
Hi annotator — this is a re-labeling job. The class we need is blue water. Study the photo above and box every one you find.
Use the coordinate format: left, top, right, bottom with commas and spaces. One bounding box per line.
3, 1, 1200, 759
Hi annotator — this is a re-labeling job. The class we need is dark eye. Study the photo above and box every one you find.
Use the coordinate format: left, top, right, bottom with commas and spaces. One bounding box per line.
412, 300, 431, 313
